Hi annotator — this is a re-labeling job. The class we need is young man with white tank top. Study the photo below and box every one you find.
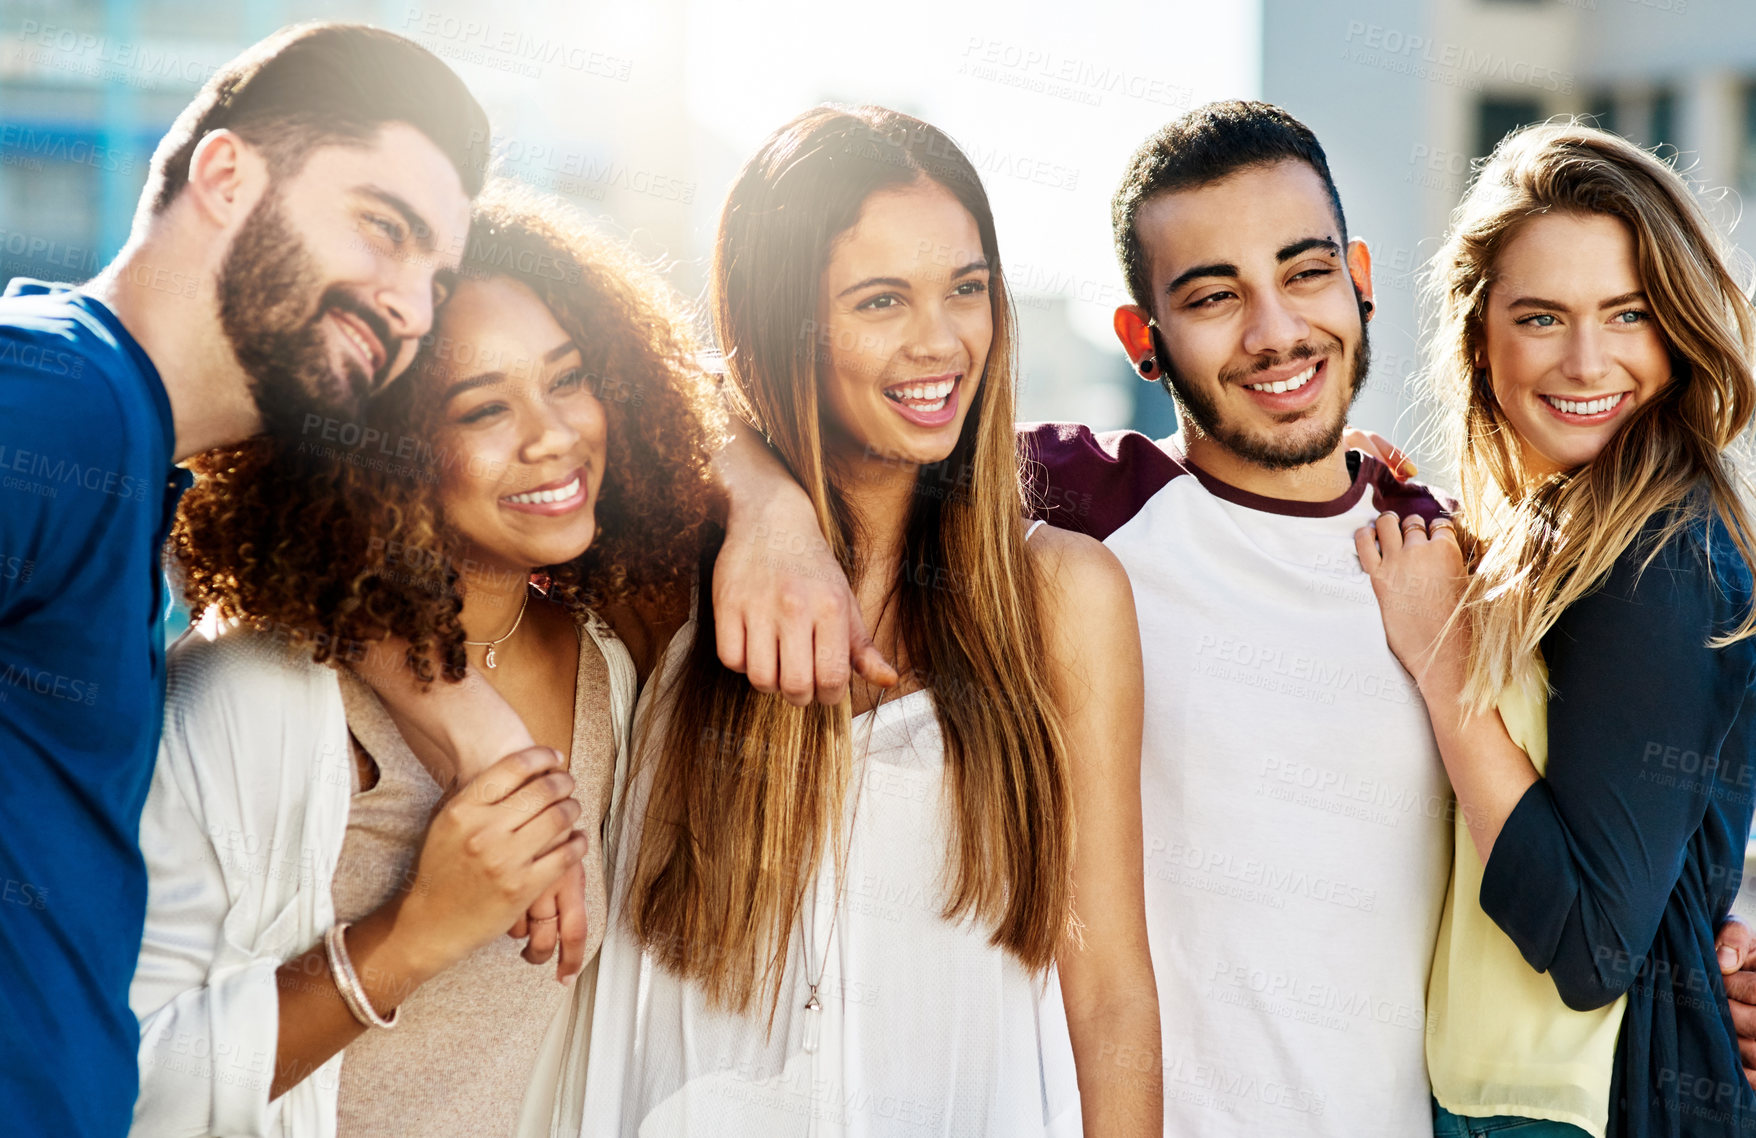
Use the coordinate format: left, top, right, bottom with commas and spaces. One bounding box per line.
1023, 99, 1756, 1137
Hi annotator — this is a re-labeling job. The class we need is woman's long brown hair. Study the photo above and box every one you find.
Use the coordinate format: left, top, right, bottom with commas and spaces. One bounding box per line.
625, 106, 1076, 1014
1424, 121, 1756, 710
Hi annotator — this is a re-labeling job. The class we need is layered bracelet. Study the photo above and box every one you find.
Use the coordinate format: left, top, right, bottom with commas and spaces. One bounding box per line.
323, 922, 399, 1029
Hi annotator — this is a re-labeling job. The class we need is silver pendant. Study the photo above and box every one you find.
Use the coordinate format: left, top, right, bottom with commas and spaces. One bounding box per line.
484, 645, 498, 669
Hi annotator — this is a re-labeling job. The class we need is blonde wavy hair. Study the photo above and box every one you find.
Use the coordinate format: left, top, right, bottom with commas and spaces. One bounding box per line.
1424, 120, 1756, 710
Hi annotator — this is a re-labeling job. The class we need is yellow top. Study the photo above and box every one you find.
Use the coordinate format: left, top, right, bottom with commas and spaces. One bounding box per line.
1426, 653, 1626, 1137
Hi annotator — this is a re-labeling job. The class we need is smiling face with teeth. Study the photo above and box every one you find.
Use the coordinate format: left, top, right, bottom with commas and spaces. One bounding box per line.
1120, 161, 1373, 491
215, 124, 473, 439
1478, 211, 1673, 477
816, 180, 991, 473
426, 274, 608, 577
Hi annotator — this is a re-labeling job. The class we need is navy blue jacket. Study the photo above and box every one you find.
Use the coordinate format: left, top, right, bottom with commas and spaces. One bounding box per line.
1483, 503, 1756, 1136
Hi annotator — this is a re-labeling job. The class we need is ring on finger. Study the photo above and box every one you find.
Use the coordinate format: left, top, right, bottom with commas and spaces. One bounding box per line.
529, 915, 560, 924
1400, 513, 1428, 531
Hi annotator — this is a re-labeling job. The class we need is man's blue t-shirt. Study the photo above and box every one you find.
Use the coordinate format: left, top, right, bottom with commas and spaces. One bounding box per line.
0, 279, 191, 1135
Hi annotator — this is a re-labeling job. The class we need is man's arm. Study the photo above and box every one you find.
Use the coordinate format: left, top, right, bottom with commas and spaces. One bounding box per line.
0, 328, 116, 627
349, 639, 598, 980
709, 417, 896, 705
350, 637, 533, 788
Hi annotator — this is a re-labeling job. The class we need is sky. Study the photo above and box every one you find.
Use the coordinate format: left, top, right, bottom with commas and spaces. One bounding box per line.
389, 0, 1258, 367
678, 0, 1261, 350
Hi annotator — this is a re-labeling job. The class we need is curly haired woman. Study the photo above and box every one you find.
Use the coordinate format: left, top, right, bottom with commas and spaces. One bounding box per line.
126, 181, 722, 1137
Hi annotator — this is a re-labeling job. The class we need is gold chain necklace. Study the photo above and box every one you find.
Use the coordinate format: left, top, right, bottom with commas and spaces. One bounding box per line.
462, 585, 530, 669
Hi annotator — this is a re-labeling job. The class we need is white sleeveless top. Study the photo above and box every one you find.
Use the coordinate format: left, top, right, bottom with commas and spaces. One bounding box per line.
581, 627, 1083, 1137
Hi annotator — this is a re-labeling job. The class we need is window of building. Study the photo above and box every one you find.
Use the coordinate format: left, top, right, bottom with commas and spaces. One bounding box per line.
1739, 82, 1756, 206
0, 156, 100, 287
1476, 96, 1544, 159
1582, 92, 1618, 138
1650, 87, 1678, 158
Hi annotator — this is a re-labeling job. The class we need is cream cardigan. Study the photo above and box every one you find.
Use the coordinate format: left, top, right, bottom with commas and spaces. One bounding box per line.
127, 617, 633, 1137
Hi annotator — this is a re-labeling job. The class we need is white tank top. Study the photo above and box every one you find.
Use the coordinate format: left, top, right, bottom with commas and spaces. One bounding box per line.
581, 628, 1083, 1137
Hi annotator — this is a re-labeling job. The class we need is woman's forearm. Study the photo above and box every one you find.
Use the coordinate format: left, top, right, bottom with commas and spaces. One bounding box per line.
1355, 513, 1537, 858
1417, 657, 1539, 863
1033, 529, 1161, 1134
1064, 983, 1163, 1136
707, 405, 897, 701
269, 899, 442, 1100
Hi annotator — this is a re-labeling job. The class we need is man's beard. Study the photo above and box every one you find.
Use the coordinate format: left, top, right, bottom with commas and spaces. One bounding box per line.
1159, 303, 1371, 472
216, 190, 399, 440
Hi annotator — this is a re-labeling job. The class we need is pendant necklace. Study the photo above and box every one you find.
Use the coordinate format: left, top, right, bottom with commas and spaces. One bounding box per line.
800, 701, 880, 1054
463, 585, 531, 669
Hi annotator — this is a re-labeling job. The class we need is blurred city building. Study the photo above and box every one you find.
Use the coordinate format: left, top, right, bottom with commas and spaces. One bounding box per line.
0, 0, 702, 287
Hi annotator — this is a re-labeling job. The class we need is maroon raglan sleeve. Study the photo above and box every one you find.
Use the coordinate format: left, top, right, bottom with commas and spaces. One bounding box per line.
1018, 421, 1184, 542
1360, 452, 1457, 523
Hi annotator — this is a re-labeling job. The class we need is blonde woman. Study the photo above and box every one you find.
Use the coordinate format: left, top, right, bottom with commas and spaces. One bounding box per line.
582, 105, 1162, 1136
1360, 123, 1756, 1136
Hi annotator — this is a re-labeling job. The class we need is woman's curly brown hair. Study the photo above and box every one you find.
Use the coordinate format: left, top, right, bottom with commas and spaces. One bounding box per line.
173, 179, 725, 681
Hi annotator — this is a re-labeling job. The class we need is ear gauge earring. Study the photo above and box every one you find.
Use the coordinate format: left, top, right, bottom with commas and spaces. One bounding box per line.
1138, 356, 1156, 377
1361, 299, 1375, 318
